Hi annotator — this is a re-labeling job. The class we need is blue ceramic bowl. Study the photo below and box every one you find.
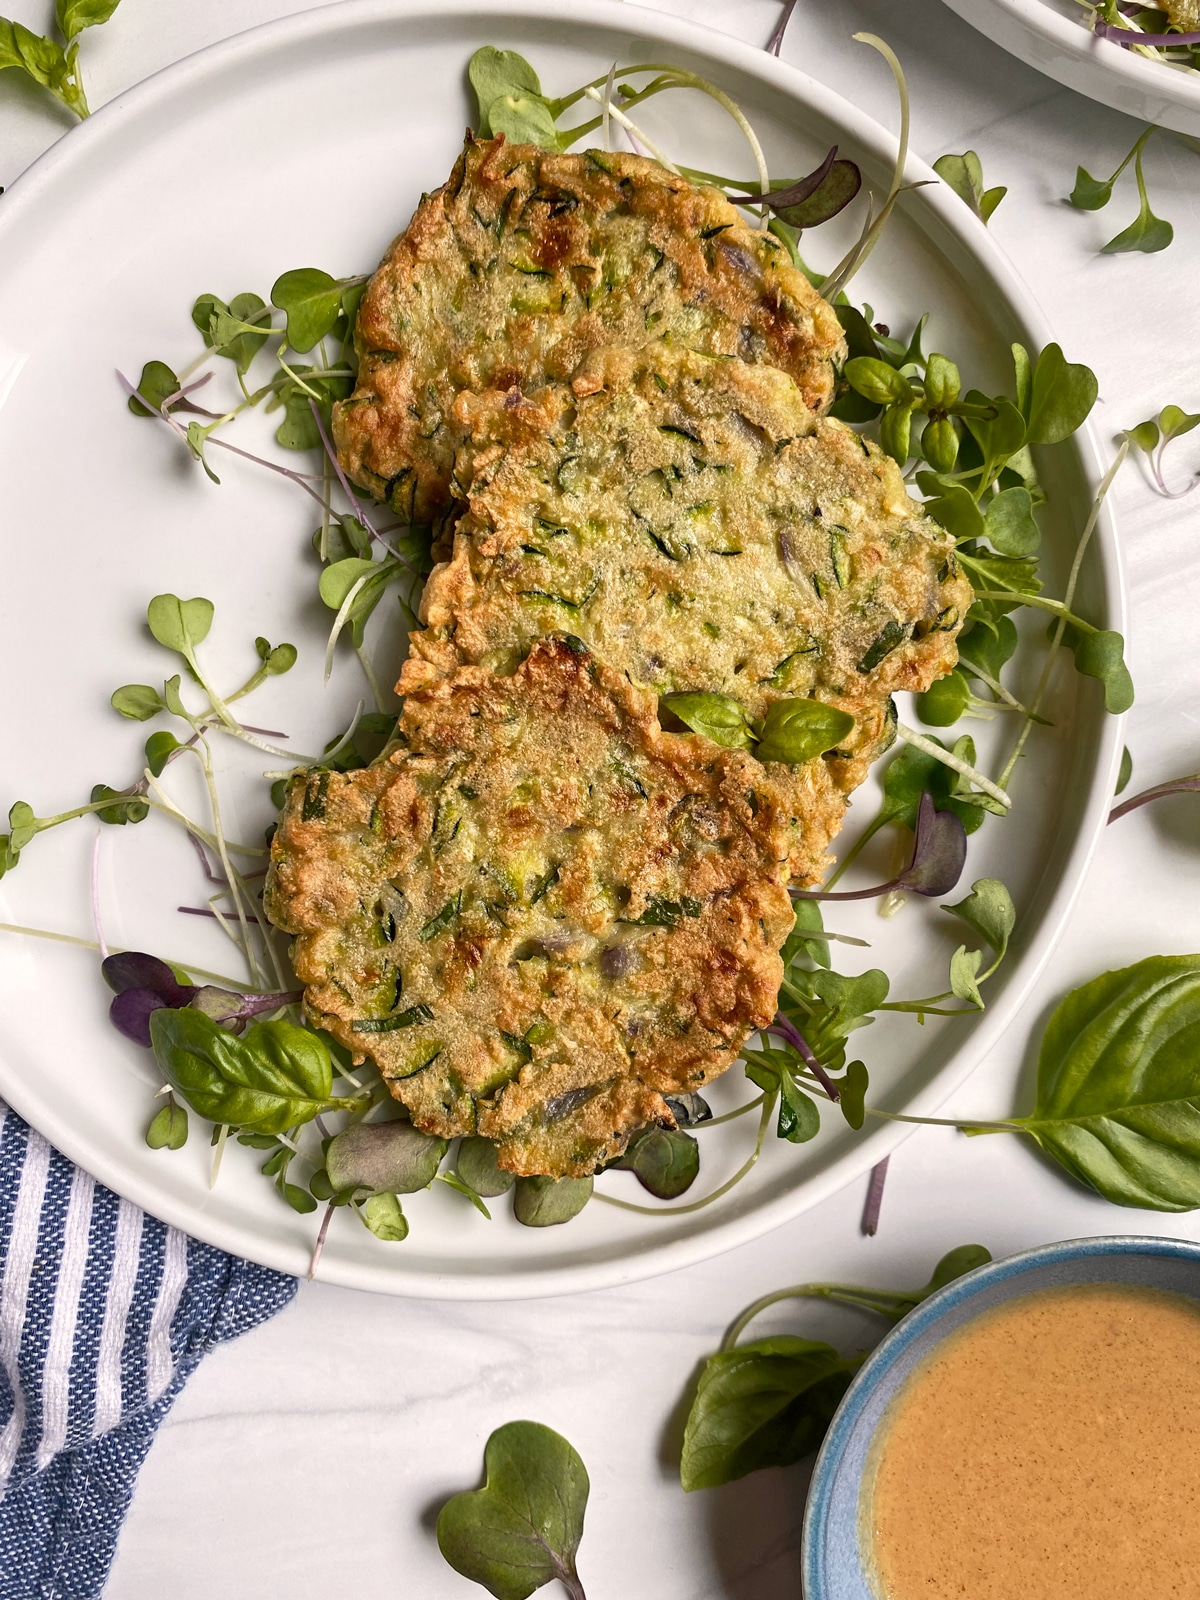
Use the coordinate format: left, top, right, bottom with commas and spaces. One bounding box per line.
801, 1235, 1200, 1600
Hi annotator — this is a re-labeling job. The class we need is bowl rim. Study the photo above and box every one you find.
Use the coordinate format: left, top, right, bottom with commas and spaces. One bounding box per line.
802, 1232, 1200, 1597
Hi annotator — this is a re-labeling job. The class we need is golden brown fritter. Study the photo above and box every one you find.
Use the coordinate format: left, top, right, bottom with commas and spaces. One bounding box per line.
402, 342, 972, 831
1167, 0, 1200, 29
332, 134, 846, 529
264, 636, 804, 1178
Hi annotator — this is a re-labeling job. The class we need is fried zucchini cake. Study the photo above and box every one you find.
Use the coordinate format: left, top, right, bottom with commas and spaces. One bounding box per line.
264, 636, 805, 1178
332, 134, 845, 528
402, 342, 972, 826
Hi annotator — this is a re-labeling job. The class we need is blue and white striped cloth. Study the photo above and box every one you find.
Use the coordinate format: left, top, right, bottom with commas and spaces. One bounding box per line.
0, 1099, 296, 1598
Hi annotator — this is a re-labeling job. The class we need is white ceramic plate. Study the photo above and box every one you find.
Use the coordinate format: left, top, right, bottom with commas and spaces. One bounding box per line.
0, 0, 1124, 1298
942, 0, 1200, 135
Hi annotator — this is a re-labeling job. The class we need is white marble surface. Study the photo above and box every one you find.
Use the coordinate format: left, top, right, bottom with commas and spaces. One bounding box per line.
5, 0, 1200, 1593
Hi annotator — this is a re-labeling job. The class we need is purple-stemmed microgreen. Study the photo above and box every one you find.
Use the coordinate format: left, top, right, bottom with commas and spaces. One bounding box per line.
766, 1011, 840, 1101
766, 0, 798, 55
794, 793, 968, 902
1110, 772, 1200, 823
102, 948, 300, 1046
728, 145, 863, 230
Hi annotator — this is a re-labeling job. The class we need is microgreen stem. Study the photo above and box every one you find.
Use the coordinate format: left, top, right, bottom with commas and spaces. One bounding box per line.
823, 35, 910, 298
721, 1283, 908, 1351
594, 1093, 776, 1214
325, 575, 369, 682
581, 86, 680, 172
864, 1106, 1023, 1133
691, 1092, 768, 1128
822, 814, 888, 891
995, 438, 1128, 790
90, 831, 109, 961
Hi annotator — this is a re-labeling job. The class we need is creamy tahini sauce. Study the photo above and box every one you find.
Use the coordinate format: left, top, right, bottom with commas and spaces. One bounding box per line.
864, 1282, 1200, 1600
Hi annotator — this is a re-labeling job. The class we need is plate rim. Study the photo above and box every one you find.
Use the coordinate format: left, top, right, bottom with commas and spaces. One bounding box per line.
0, 0, 1126, 1298
941, 0, 1200, 134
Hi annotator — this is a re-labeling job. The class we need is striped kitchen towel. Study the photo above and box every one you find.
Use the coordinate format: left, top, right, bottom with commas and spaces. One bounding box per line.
0, 1099, 296, 1599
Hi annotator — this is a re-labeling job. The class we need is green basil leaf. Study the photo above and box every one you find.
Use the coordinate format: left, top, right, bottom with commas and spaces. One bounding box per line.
149, 1009, 334, 1135
1025, 345, 1099, 445
755, 698, 855, 766
146, 593, 213, 656
513, 1174, 592, 1227
326, 1120, 448, 1195
0, 19, 68, 92
680, 1336, 856, 1490
145, 1102, 189, 1151
1021, 956, 1200, 1209
660, 690, 755, 749
437, 1420, 589, 1600
55, 0, 121, 43
457, 1136, 516, 1198
271, 268, 343, 353
361, 1192, 409, 1240
943, 878, 1015, 964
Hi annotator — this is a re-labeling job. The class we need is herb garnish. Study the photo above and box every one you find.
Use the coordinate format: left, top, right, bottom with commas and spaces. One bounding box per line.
438, 1421, 590, 1600
679, 1245, 991, 1488
0, 0, 122, 120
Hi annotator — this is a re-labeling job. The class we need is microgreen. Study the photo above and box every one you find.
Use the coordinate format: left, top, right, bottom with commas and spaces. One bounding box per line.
0, 0, 121, 120
437, 1421, 590, 1600
795, 793, 967, 902
1122, 403, 1200, 497
513, 1175, 593, 1227
1069, 125, 1175, 254
679, 1245, 990, 1489
325, 1119, 448, 1195
932, 150, 1006, 223
610, 1124, 700, 1199
145, 1099, 189, 1152
1111, 770, 1200, 822
458, 1137, 517, 1198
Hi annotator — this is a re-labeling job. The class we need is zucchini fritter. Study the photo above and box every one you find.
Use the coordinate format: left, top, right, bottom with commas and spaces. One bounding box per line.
264, 637, 802, 1178
332, 134, 845, 528
402, 342, 972, 834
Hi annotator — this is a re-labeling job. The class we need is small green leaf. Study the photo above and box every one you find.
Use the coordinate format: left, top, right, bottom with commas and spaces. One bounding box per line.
8, 802, 37, 853
915, 670, 969, 727
488, 92, 561, 150
754, 699, 855, 765
615, 1125, 700, 1197
437, 1420, 589, 1600
879, 401, 913, 465
1102, 194, 1173, 255
90, 784, 149, 826
923, 353, 961, 412
146, 594, 213, 656
782, 897, 831, 971
145, 1101, 189, 1151
513, 1174, 593, 1227
457, 1137, 516, 1198
0, 835, 19, 878
834, 1059, 868, 1129
144, 731, 181, 777
949, 946, 985, 1009
1072, 628, 1134, 713
943, 878, 1015, 964
777, 1076, 821, 1143
110, 683, 163, 721
127, 360, 180, 417
844, 356, 915, 407
933, 150, 1005, 224
468, 45, 543, 137
984, 485, 1039, 557
264, 642, 297, 675
161, 675, 187, 717
660, 690, 755, 749
326, 1120, 448, 1195
1069, 165, 1114, 210
361, 1192, 409, 1240
920, 415, 958, 474
281, 1182, 318, 1215
962, 392, 1026, 463
1117, 745, 1133, 795
1025, 345, 1099, 444
271, 268, 343, 353
915, 474, 984, 542
1160, 405, 1200, 444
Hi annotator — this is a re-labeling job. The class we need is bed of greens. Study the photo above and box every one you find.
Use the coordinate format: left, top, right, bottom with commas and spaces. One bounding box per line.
0, 33, 1141, 1274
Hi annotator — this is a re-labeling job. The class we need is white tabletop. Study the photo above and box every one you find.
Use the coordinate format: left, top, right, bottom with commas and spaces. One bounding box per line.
5, 0, 1200, 1594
